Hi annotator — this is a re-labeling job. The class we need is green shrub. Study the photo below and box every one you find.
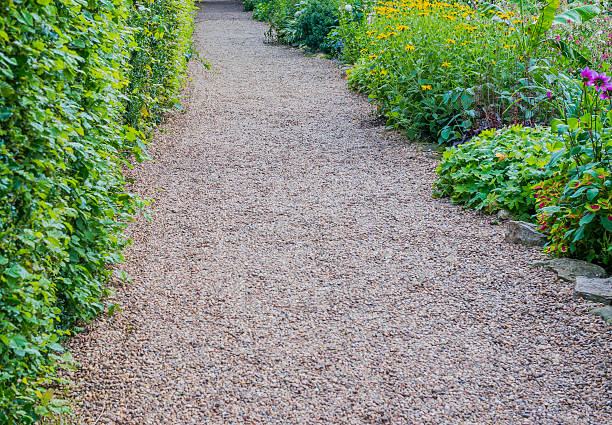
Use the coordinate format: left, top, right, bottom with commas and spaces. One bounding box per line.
244, 0, 259, 11
247, 0, 340, 52
434, 125, 565, 220
126, 0, 196, 136
0, 0, 195, 422
252, 0, 278, 21
295, 0, 339, 52
269, 0, 302, 40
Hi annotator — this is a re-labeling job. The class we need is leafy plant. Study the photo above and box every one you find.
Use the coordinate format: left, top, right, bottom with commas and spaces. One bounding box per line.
247, 0, 341, 52
535, 66, 612, 266
535, 170, 612, 265
296, 0, 338, 53
0, 0, 195, 422
434, 125, 565, 219
295, 0, 339, 52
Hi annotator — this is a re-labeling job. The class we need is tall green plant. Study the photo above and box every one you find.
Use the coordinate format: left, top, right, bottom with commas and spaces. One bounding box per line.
481, 0, 601, 65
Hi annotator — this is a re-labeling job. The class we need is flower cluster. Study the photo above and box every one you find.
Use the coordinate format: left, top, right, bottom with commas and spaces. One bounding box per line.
581, 67, 612, 100
340, 0, 542, 142
551, 0, 612, 71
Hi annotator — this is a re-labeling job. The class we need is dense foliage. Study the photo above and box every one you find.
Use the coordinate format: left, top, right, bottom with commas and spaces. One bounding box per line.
434, 126, 564, 220
248, 0, 340, 52
339, 0, 608, 143
0, 0, 195, 422
295, 0, 339, 52
535, 65, 612, 266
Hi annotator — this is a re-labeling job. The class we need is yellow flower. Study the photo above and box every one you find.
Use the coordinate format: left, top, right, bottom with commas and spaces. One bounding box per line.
368, 54, 378, 59
421, 84, 432, 90
380, 70, 388, 76
442, 62, 450, 68
405, 44, 415, 51
445, 39, 456, 44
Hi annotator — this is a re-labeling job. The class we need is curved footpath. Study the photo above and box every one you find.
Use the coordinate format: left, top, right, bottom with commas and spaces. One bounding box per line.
65, 1, 611, 423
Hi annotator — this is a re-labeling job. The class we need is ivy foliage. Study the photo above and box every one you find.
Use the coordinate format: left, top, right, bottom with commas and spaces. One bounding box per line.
0, 0, 195, 423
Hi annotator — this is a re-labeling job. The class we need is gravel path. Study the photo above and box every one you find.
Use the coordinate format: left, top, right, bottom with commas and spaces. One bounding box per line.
65, 1, 611, 423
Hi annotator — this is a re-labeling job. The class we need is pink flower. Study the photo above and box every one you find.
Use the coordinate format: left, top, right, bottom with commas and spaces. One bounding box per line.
581, 67, 597, 85
593, 72, 611, 88
600, 84, 612, 100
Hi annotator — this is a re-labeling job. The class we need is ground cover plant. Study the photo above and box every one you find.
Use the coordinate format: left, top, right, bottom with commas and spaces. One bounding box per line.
434, 125, 565, 220
0, 0, 195, 422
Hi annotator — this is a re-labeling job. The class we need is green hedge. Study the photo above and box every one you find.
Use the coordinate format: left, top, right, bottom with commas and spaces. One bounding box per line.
0, 0, 195, 423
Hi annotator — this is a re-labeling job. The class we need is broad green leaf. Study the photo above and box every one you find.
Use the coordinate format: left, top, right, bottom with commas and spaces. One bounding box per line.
548, 39, 592, 67
601, 215, 612, 232
586, 188, 599, 201
553, 5, 600, 25
579, 212, 595, 226
529, 0, 560, 47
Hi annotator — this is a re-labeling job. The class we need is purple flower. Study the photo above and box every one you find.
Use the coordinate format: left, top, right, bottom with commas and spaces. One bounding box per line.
600, 83, 612, 100
593, 72, 611, 88
546, 91, 552, 99
581, 67, 597, 85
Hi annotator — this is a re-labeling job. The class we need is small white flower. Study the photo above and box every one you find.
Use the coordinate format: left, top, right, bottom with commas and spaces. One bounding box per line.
344, 4, 353, 12
295, 10, 302, 16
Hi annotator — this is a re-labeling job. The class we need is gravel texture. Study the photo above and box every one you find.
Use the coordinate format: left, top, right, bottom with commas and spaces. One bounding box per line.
65, 1, 612, 423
